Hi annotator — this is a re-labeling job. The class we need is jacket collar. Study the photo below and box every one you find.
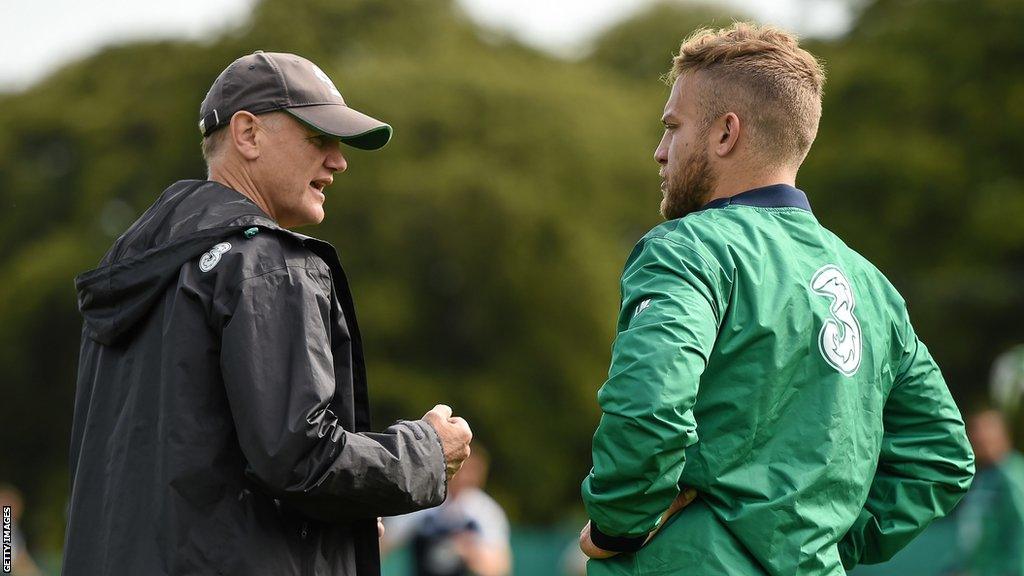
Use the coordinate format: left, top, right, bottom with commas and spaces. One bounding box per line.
697, 184, 812, 213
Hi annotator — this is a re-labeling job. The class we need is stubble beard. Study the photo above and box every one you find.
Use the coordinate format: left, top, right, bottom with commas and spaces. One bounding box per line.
660, 147, 717, 221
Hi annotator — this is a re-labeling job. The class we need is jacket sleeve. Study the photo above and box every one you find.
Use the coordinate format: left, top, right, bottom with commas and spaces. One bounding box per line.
838, 323, 975, 569
581, 238, 720, 552
219, 264, 447, 522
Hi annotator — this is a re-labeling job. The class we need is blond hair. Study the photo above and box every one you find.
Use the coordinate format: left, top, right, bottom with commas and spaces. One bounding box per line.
668, 23, 825, 168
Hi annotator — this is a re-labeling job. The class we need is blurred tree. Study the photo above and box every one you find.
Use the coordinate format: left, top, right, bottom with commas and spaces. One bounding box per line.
588, 1, 738, 83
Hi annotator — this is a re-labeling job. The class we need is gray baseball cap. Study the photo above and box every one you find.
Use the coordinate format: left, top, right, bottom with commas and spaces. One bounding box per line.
199, 51, 392, 150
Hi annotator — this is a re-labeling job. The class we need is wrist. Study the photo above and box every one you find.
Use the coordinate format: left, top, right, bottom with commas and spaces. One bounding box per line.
588, 521, 649, 553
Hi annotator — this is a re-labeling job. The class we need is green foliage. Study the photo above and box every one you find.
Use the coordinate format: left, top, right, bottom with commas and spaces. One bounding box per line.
1, 0, 1022, 553
588, 2, 739, 83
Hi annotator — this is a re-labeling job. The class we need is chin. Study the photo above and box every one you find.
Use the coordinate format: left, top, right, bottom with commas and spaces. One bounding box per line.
298, 211, 326, 228
280, 208, 325, 229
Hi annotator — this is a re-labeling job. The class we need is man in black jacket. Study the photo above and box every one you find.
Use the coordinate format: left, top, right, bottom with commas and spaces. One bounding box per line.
63, 51, 473, 576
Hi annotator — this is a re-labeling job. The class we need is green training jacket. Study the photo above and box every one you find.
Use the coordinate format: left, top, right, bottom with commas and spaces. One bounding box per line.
581, 184, 975, 576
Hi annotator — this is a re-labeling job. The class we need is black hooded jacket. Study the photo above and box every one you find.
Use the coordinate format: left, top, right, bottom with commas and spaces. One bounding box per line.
63, 180, 447, 575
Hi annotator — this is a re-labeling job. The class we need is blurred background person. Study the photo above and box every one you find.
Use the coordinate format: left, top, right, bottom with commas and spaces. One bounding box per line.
0, 484, 43, 576
943, 408, 1024, 576
382, 445, 511, 576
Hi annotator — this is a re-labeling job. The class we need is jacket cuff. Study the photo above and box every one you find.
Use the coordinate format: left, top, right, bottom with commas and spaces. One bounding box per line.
589, 521, 649, 553
410, 419, 449, 501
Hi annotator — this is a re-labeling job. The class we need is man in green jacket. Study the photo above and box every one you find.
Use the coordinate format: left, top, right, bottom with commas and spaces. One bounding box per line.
578, 23, 975, 575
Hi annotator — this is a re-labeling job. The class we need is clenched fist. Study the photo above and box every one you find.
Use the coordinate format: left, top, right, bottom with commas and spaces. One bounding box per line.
422, 404, 473, 481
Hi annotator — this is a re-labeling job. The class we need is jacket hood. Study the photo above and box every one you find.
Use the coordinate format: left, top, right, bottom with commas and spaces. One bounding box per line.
76, 180, 278, 345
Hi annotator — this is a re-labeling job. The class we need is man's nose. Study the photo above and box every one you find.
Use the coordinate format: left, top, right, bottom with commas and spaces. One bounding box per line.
654, 136, 668, 164
325, 147, 348, 173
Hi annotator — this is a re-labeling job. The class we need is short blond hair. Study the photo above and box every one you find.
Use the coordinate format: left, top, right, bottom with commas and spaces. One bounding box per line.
668, 23, 825, 167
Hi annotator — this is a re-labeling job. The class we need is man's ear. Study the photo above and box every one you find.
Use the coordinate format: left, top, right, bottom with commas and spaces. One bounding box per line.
229, 111, 261, 161
712, 112, 741, 158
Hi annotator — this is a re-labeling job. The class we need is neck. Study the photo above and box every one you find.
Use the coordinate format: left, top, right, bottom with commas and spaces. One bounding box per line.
209, 159, 276, 222
706, 166, 798, 203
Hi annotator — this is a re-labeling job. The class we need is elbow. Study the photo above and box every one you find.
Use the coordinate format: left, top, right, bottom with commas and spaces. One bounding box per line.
243, 453, 318, 497
241, 434, 337, 496
962, 442, 976, 487
950, 435, 976, 496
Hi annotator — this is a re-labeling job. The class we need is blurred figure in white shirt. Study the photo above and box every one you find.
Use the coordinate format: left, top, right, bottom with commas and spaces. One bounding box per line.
383, 445, 511, 576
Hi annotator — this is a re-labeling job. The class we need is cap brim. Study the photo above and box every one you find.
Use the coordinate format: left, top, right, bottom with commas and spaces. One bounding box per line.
285, 105, 392, 151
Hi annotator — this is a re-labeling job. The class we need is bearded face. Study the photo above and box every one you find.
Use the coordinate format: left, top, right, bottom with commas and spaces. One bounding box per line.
656, 74, 720, 221
659, 139, 717, 220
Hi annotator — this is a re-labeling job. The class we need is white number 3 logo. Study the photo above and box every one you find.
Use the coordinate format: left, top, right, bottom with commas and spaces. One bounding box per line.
810, 264, 862, 376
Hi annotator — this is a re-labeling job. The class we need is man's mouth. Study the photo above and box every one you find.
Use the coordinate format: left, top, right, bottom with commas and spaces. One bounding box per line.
309, 178, 332, 194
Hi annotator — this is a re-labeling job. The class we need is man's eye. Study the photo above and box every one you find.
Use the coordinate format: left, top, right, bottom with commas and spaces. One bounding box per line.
307, 135, 330, 147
